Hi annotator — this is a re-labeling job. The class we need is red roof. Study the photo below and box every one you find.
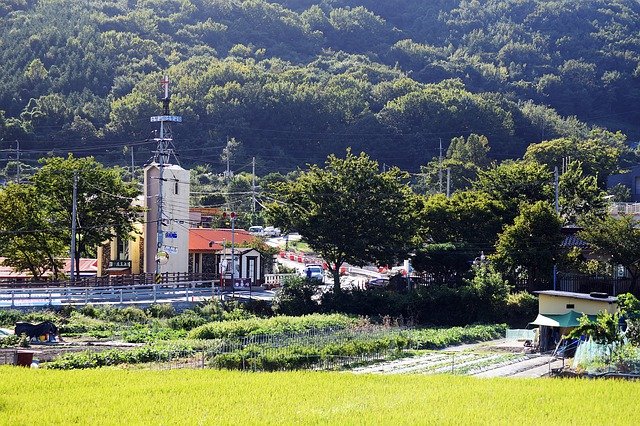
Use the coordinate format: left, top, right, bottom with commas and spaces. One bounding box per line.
189, 228, 256, 251
0, 257, 98, 278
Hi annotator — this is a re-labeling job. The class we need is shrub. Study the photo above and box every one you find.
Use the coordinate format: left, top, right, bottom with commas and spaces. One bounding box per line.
168, 311, 208, 331
23, 310, 59, 324
146, 304, 176, 319
188, 314, 358, 340
272, 276, 319, 316
79, 305, 99, 318
0, 334, 21, 348
504, 292, 538, 328
193, 299, 224, 322
0, 309, 22, 327
59, 311, 114, 335
121, 323, 186, 343
120, 306, 148, 323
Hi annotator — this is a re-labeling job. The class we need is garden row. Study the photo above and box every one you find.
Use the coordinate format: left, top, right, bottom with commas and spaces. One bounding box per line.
44, 324, 506, 370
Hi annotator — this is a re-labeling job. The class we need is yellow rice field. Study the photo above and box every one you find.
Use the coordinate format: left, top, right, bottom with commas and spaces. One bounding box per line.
1, 367, 639, 425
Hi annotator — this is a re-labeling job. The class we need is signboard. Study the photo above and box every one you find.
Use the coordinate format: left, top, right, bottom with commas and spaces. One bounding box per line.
150, 115, 182, 123
165, 231, 178, 239
108, 260, 132, 269
162, 245, 178, 254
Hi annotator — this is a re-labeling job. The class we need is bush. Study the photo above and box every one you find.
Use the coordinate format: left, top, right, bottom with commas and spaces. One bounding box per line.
188, 314, 359, 340
0, 334, 21, 348
59, 312, 115, 335
23, 310, 59, 324
79, 305, 99, 318
193, 299, 224, 322
0, 309, 22, 327
120, 306, 148, 323
504, 292, 538, 328
168, 311, 208, 331
121, 323, 186, 343
146, 304, 176, 319
321, 288, 408, 320
272, 276, 319, 316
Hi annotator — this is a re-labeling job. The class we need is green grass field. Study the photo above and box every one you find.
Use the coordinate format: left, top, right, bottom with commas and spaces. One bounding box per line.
1, 367, 639, 425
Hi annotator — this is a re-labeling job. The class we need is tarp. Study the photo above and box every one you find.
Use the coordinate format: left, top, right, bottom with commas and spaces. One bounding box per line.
530, 310, 596, 328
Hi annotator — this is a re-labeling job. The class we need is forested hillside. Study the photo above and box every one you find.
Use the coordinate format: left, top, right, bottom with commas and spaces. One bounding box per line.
1, 0, 639, 174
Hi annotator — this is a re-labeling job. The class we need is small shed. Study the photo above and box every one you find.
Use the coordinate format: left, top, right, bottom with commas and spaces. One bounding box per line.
216, 248, 263, 288
531, 291, 618, 352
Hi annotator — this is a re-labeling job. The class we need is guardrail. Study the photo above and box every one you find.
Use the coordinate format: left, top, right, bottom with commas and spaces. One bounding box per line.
0, 272, 220, 289
263, 273, 298, 289
0, 281, 220, 307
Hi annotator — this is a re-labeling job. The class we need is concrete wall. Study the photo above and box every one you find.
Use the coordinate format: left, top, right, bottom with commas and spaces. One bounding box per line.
144, 163, 190, 274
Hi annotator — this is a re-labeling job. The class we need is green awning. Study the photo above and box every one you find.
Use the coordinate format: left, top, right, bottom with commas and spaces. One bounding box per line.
530, 310, 597, 328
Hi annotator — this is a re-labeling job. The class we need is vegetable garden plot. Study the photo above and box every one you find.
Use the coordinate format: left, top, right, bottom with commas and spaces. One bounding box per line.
352, 351, 524, 375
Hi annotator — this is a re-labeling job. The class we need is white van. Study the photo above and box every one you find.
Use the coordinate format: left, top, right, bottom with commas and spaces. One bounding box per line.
248, 226, 264, 236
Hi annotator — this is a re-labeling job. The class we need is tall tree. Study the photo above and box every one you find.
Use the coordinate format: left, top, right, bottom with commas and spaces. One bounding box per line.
31, 155, 141, 279
0, 183, 66, 280
266, 150, 417, 292
559, 161, 606, 224
579, 215, 640, 294
492, 201, 563, 285
474, 159, 552, 221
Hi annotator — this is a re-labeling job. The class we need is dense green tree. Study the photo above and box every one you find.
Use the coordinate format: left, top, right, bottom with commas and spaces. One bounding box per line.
559, 161, 607, 224
266, 150, 417, 292
31, 156, 141, 279
524, 130, 626, 186
0, 183, 66, 279
0, 0, 639, 174
492, 201, 563, 285
474, 160, 552, 218
579, 215, 640, 294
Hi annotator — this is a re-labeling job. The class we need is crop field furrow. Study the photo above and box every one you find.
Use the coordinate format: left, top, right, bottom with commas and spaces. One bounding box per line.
465, 356, 529, 375
390, 354, 478, 375
433, 354, 502, 374
351, 353, 449, 374
472, 355, 555, 378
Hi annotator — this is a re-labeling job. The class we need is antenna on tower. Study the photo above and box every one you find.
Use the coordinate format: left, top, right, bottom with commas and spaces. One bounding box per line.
150, 74, 182, 277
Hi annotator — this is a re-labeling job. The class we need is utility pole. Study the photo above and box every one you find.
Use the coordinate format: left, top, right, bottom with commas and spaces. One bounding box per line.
553, 166, 559, 291
150, 75, 182, 279
446, 167, 451, 198
130, 146, 135, 183
226, 138, 231, 181
252, 156, 256, 216
15, 141, 20, 183
70, 171, 78, 283
438, 138, 443, 194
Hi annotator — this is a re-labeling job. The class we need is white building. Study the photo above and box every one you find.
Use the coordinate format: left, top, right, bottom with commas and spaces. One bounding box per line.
144, 163, 190, 274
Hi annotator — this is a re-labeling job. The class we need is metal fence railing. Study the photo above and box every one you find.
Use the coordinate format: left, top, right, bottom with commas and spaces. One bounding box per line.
0, 281, 221, 307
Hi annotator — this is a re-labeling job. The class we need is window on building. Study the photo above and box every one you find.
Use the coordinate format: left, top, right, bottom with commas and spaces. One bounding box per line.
566, 304, 575, 309
174, 180, 179, 195
116, 238, 129, 260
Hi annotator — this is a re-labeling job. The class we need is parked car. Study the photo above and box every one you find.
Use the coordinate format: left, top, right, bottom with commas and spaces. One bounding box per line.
302, 264, 325, 282
263, 226, 281, 237
248, 226, 264, 236
366, 278, 390, 289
